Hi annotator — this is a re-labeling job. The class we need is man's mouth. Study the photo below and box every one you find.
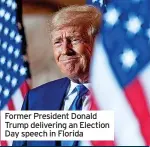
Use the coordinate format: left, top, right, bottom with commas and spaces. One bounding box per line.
59, 57, 80, 63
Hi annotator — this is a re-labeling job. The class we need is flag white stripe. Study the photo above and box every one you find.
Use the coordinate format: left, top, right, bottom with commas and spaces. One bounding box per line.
139, 63, 150, 113
90, 39, 145, 145
7, 140, 13, 146
12, 88, 24, 110
80, 140, 92, 146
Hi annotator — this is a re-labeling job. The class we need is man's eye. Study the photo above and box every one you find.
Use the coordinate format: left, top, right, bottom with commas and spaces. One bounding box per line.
53, 41, 62, 47
73, 39, 79, 41
72, 38, 81, 43
54, 41, 60, 44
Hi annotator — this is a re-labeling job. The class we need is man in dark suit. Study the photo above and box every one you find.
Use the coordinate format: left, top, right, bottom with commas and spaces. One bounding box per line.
13, 5, 101, 146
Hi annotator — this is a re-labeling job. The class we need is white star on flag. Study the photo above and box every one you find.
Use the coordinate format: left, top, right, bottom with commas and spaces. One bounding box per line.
14, 49, 20, 58
20, 67, 26, 75
4, 27, 9, 35
3, 89, 10, 97
0, 56, 6, 64
126, 16, 142, 34
8, 46, 14, 54
11, 16, 16, 24
4, 12, 11, 21
10, 30, 15, 38
6, 0, 12, 7
5, 75, 11, 82
15, 34, 22, 43
0, 9, 5, 17
104, 7, 120, 26
7, 60, 12, 68
2, 42, 8, 49
12, 2, 17, 10
120, 48, 137, 69
13, 64, 19, 72
11, 78, 17, 87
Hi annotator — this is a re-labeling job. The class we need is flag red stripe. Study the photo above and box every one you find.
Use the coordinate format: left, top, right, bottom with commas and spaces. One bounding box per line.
0, 141, 8, 146
91, 140, 115, 146
7, 98, 15, 110
90, 91, 99, 110
20, 81, 30, 99
90, 89, 115, 146
124, 78, 150, 145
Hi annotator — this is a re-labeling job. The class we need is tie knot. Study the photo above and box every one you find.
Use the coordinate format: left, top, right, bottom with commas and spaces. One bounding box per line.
75, 85, 89, 97
69, 84, 89, 111
75, 84, 87, 93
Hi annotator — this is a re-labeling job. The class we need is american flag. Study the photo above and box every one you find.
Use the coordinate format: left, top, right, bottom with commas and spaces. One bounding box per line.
85, 0, 150, 146
0, 0, 30, 146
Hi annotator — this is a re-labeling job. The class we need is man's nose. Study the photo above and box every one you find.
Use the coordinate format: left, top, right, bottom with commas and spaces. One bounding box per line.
61, 39, 72, 54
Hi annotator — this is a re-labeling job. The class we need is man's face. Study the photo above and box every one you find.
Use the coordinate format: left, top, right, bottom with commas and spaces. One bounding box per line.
51, 26, 93, 79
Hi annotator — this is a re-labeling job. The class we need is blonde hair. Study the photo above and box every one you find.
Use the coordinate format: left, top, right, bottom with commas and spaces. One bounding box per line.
50, 5, 102, 38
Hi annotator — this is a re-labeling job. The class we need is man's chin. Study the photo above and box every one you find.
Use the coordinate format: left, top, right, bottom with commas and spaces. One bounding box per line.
64, 72, 77, 78
62, 70, 78, 79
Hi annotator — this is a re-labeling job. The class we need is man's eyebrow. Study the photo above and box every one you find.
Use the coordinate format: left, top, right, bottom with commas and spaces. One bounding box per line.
69, 34, 82, 38
52, 36, 62, 41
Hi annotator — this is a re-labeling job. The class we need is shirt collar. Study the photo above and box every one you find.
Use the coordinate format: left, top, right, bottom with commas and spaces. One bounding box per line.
67, 80, 90, 96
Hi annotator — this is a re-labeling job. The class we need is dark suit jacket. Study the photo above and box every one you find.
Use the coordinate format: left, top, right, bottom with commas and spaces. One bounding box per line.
13, 77, 70, 146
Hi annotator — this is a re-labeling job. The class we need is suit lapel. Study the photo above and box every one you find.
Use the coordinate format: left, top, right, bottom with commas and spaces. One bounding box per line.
43, 77, 70, 110
36, 78, 70, 146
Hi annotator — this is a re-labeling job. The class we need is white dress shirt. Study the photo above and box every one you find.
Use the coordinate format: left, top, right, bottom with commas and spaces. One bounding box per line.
63, 81, 91, 110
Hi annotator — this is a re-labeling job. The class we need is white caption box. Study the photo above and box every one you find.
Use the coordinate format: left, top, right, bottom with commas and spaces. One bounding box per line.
1, 111, 114, 141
